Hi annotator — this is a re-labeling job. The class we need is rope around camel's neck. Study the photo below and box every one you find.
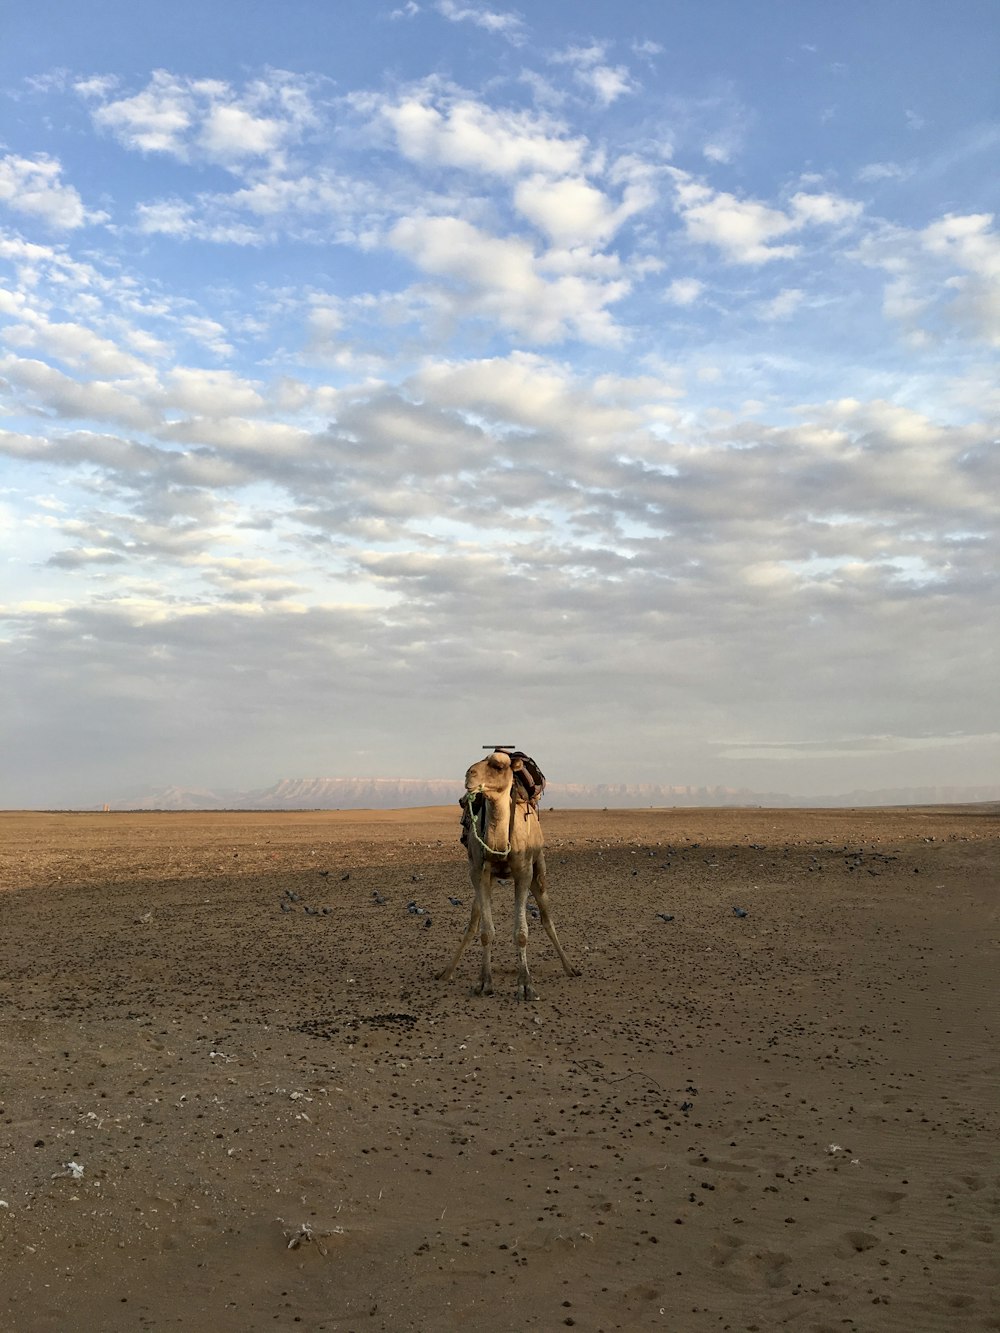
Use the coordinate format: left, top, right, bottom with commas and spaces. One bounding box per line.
465, 784, 515, 858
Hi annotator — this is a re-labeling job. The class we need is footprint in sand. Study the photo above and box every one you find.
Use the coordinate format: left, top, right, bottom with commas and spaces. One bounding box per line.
870, 1188, 908, 1214
710, 1233, 742, 1268
959, 1172, 986, 1191
710, 1234, 792, 1289
741, 1251, 793, 1288
626, 1283, 663, 1303
837, 1229, 881, 1256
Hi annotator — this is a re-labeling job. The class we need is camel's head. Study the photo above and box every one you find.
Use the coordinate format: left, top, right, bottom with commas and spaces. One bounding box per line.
462, 751, 514, 849
464, 750, 513, 800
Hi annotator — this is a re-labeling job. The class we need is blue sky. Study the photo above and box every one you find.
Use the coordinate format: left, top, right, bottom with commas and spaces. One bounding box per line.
1, 0, 998, 805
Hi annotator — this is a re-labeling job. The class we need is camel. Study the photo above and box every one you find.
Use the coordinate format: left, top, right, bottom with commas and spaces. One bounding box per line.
437, 749, 580, 1000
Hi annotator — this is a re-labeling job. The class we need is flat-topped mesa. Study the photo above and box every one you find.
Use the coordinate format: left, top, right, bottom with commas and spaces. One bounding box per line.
440, 749, 579, 1002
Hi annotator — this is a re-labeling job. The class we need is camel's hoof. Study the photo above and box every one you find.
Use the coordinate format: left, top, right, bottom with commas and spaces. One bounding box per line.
569, 966, 582, 977
517, 984, 538, 1002
473, 981, 494, 997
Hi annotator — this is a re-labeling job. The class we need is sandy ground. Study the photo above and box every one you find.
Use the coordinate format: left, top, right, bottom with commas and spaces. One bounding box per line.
0, 804, 997, 1333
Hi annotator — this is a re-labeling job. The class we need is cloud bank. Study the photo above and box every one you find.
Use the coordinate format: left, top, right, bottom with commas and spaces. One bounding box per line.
1, 12, 998, 804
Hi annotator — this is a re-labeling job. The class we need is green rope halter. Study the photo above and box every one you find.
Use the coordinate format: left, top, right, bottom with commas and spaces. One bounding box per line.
462, 786, 511, 858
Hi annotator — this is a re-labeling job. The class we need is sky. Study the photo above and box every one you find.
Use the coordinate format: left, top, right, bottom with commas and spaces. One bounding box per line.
1, 0, 998, 806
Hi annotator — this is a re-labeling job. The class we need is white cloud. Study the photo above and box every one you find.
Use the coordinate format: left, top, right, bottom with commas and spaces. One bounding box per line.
181, 316, 234, 359
0, 155, 94, 231
434, 0, 526, 42
670, 172, 863, 264
921, 212, 1000, 279
552, 43, 635, 107
159, 415, 313, 460
90, 69, 195, 156
85, 70, 317, 171
4, 315, 152, 377
131, 164, 388, 248
135, 197, 265, 246
665, 277, 704, 306
135, 199, 196, 237
190, 554, 306, 603
672, 175, 801, 264
388, 214, 629, 342
703, 141, 733, 164
0, 355, 156, 429
199, 104, 289, 164
514, 175, 612, 245
373, 88, 584, 178
0, 288, 28, 317
161, 368, 266, 417
856, 160, 910, 183
513, 173, 652, 246
757, 287, 804, 321
413, 351, 641, 440
789, 191, 863, 227
73, 74, 118, 99
584, 64, 634, 107
921, 213, 1000, 345
857, 211, 1000, 346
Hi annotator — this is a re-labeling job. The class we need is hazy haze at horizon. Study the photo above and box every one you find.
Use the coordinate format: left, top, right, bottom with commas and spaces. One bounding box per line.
1, 0, 998, 806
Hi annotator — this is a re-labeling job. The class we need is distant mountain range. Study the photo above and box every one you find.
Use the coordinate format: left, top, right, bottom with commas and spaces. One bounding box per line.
100, 776, 1000, 811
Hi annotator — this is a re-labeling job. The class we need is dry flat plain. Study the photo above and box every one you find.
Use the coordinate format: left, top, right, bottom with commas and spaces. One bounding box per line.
0, 805, 997, 1333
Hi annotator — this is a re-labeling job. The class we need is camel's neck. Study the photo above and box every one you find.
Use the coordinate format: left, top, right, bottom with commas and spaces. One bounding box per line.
484, 786, 513, 848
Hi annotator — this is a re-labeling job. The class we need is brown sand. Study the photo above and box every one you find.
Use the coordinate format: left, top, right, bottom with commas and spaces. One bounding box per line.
0, 805, 997, 1332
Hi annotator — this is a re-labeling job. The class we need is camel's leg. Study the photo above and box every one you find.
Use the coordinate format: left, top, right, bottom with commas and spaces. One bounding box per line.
436, 898, 482, 981
531, 852, 581, 978
512, 870, 537, 1002
474, 870, 495, 996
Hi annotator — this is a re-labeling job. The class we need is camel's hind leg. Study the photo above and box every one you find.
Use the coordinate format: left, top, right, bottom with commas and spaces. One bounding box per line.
512, 870, 536, 1002
531, 851, 581, 978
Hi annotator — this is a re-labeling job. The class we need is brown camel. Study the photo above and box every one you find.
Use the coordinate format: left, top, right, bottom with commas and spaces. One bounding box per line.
437, 749, 580, 1000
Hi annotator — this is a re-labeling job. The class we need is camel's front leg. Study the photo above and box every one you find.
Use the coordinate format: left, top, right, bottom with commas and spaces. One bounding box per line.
512, 871, 536, 1001
474, 870, 496, 996
436, 898, 482, 982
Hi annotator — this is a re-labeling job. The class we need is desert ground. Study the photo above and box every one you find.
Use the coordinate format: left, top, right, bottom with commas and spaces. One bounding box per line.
0, 804, 997, 1332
